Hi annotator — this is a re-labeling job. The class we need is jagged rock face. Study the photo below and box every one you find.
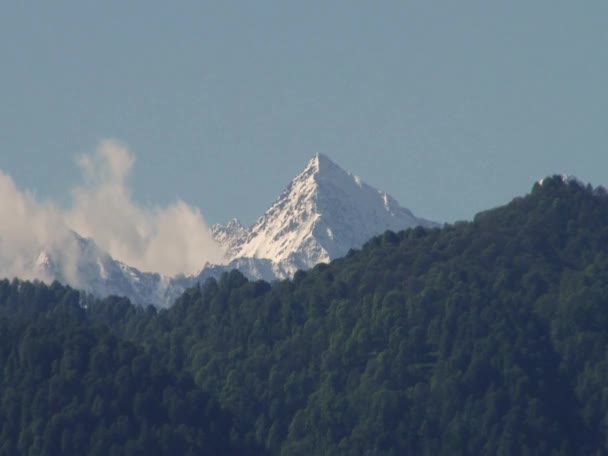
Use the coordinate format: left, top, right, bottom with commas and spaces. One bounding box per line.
212, 153, 438, 276
210, 219, 248, 260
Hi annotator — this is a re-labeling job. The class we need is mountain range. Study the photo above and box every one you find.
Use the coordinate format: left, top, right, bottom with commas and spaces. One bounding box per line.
33, 154, 437, 306
8, 174, 608, 454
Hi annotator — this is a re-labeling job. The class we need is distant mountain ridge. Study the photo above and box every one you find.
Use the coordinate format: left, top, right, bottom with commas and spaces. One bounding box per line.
33, 231, 184, 306
30, 154, 438, 306
208, 153, 437, 279
210, 219, 248, 261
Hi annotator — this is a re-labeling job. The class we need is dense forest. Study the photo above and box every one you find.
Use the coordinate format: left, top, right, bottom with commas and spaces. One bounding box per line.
0, 281, 264, 455
2, 176, 608, 454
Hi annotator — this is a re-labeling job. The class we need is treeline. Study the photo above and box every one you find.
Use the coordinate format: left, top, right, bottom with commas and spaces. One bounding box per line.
3, 176, 608, 454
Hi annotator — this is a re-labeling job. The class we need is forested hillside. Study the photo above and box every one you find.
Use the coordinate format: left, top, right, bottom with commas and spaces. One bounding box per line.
0, 282, 264, 455
3, 176, 608, 455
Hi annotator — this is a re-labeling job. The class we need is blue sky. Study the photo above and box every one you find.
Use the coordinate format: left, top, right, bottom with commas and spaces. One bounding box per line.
1, 1, 607, 226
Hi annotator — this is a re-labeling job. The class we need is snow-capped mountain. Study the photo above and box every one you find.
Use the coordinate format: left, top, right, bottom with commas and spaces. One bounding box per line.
28, 153, 438, 306
33, 232, 187, 307
209, 153, 438, 278
210, 219, 248, 260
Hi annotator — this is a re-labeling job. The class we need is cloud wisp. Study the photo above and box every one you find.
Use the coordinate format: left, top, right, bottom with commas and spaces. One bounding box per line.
0, 140, 225, 282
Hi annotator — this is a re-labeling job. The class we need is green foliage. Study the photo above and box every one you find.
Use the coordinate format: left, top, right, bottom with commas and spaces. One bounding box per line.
4, 176, 608, 454
0, 280, 264, 455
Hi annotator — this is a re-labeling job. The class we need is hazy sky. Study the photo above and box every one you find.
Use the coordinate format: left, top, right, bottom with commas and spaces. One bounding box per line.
1, 2, 606, 226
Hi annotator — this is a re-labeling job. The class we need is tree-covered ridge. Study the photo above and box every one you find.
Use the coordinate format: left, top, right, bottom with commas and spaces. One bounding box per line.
3, 176, 608, 454
0, 280, 265, 456
121, 176, 608, 455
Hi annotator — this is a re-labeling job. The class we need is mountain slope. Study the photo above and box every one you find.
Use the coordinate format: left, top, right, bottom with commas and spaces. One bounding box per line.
6, 176, 608, 454
27, 154, 439, 304
115, 175, 608, 455
212, 153, 437, 277
0, 279, 265, 456
210, 219, 248, 260
33, 232, 183, 307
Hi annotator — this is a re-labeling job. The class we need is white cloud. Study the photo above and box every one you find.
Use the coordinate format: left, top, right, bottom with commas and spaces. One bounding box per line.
0, 139, 225, 282
76, 139, 135, 185
0, 170, 66, 281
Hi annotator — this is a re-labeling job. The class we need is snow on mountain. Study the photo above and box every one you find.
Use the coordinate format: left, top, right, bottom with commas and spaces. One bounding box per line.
28, 153, 439, 306
210, 153, 438, 278
33, 232, 186, 307
34, 250, 60, 280
211, 218, 248, 259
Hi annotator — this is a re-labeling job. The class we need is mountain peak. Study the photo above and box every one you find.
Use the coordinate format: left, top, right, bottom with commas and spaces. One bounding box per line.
211, 218, 248, 260
300, 152, 346, 182
26, 153, 439, 307
225, 218, 245, 230
229, 153, 438, 271
310, 152, 338, 167
537, 174, 585, 188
